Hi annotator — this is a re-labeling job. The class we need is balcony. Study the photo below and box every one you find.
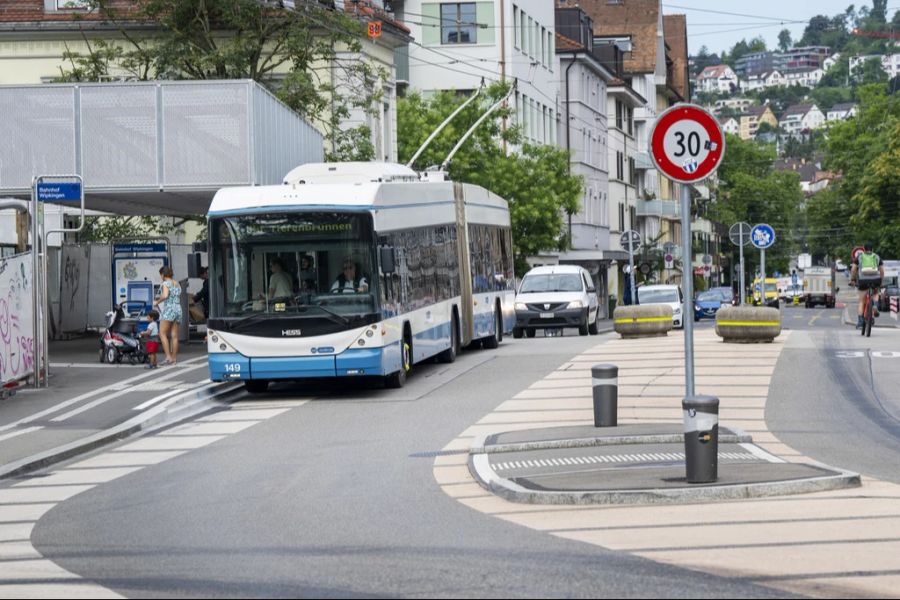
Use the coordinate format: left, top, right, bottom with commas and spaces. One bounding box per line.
636, 199, 681, 220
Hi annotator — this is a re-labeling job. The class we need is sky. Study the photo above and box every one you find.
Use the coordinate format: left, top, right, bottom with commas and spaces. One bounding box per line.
667, 0, 898, 56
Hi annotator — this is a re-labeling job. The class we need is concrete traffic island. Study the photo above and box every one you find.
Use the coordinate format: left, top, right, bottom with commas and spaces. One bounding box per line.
715, 306, 781, 343
613, 305, 673, 339
468, 424, 860, 506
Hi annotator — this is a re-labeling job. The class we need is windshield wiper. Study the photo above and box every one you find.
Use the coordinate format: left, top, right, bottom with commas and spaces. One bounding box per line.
296, 303, 351, 326
220, 311, 273, 332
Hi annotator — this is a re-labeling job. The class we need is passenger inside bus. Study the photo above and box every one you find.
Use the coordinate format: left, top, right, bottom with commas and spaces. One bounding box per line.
265, 257, 294, 299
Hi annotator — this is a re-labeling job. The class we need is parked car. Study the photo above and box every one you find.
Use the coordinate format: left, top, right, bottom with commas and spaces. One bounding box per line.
878, 284, 900, 313
834, 259, 848, 273
637, 284, 684, 329
709, 286, 735, 306
694, 290, 722, 322
513, 265, 601, 338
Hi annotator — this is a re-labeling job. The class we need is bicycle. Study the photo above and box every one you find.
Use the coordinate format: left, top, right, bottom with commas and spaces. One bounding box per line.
859, 284, 876, 338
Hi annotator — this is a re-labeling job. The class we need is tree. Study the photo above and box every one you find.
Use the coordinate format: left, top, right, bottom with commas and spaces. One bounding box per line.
709, 134, 802, 273
77, 215, 182, 243
398, 85, 582, 273
809, 83, 900, 258
810, 86, 853, 111
778, 29, 792, 52
57, 0, 385, 161
854, 57, 889, 84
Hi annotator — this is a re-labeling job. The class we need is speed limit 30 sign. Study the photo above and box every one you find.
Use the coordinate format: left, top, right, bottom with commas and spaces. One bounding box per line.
649, 104, 725, 183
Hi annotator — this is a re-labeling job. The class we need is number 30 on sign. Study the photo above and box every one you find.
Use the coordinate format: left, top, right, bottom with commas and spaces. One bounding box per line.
649, 104, 725, 184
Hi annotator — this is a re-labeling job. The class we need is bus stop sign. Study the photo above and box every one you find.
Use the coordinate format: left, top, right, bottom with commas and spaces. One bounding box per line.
649, 104, 725, 184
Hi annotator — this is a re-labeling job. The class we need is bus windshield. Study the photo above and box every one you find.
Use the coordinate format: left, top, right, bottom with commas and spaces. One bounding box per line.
208, 211, 379, 334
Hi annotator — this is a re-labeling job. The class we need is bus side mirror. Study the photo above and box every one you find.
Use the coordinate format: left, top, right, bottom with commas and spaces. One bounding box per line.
380, 247, 396, 274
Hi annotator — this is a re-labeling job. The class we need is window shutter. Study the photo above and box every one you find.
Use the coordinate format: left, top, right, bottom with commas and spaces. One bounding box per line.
421, 3, 441, 46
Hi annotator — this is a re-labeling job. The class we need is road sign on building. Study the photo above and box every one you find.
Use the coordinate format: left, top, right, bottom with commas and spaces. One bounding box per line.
750, 224, 776, 249
649, 104, 725, 184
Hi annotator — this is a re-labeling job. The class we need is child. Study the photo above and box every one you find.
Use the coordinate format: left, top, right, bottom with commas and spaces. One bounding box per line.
141, 310, 161, 369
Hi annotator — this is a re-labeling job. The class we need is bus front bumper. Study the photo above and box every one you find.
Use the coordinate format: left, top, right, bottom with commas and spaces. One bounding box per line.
209, 346, 401, 381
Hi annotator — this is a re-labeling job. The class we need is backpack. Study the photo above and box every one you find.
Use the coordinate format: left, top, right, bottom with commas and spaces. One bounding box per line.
859, 252, 880, 272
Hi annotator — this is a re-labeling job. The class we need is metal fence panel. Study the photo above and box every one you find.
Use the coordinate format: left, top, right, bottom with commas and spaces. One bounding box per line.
80, 86, 158, 189
252, 84, 325, 185
0, 252, 35, 384
163, 82, 251, 187
0, 87, 76, 190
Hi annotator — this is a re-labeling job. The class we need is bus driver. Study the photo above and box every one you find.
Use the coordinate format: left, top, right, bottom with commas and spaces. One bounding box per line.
331, 256, 369, 294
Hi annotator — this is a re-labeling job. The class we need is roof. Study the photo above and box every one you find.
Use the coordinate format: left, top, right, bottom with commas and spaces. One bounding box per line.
717, 115, 738, 124
555, 32, 584, 52
745, 105, 772, 117
584, 0, 661, 74
783, 103, 818, 117
830, 102, 858, 112
344, 0, 410, 35
663, 14, 689, 100
699, 64, 733, 79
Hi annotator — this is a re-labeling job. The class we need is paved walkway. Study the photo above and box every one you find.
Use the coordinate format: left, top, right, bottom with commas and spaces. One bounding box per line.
434, 329, 900, 598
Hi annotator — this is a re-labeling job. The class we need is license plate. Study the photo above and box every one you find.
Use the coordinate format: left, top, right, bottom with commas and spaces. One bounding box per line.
540, 312, 554, 319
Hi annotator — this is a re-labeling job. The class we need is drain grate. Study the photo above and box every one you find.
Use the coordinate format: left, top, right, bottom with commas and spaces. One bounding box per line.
492, 451, 756, 471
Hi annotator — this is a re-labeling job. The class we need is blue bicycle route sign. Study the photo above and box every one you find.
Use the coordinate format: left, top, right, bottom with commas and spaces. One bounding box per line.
751, 223, 776, 249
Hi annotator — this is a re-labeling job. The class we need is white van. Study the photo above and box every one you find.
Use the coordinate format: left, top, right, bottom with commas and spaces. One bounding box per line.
513, 265, 601, 338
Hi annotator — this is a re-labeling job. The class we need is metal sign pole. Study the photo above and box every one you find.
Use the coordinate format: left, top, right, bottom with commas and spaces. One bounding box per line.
739, 239, 745, 306
681, 183, 694, 397
628, 237, 636, 305
31, 179, 40, 389
760, 248, 766, 302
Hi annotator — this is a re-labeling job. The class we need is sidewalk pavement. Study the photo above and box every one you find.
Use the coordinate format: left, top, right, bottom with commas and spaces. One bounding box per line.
433, 329, 900, 598
0, 335, 238, 479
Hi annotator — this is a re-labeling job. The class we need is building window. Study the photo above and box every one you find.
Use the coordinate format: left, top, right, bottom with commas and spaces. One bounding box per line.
626, 106, 633, 136
441, 3, 477, 45
618, 203, 625, 232
527, 17, 534, 56
540, 26, 547, 66
513, 6, 519, 49
629, 157, 637, 186
616, 151, 624, 181
520, 10, 527, 54
615, 100, 624, 130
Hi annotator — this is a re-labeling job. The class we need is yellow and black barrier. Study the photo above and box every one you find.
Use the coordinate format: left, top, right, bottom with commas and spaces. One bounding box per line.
613, 305, 674, 339
715, 306, 781, 343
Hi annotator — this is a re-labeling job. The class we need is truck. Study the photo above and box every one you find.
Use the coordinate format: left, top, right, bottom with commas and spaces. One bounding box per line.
802, 266, 836, 308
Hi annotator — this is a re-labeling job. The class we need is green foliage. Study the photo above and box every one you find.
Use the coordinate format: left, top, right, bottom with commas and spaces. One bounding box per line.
854, 57, 889, 84
810, 86, 853, 111
56, 0, 383, 161
710, 134, 802, 273
77, 216, 180, 243
398, 84, 582, 273
806, 83, 900, 260
748, 85, 810, 115
778, 29, 792, 53
721, 37, 767, 68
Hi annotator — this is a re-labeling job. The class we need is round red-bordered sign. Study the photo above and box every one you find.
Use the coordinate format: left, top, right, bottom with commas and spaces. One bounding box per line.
649, 104, 725, 183
852, 246, 865, 261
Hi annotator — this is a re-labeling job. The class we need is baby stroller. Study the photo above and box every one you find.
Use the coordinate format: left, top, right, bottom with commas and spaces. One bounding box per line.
99, 302, 149, 365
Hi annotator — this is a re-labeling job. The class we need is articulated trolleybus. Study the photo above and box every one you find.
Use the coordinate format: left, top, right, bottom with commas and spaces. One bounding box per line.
206, 162, 515, 391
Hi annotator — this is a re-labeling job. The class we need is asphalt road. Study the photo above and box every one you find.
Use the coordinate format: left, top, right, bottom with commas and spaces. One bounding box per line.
767, 298, 900, 484
26, 332, 792, 599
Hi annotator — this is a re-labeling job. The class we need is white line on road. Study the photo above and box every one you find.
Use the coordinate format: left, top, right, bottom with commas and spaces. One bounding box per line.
0, 356, 208, 434
0, 426, 43, 443
50, 365, 206, 423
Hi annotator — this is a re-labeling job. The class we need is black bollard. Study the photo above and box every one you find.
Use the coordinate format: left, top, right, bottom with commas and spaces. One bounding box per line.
682, 395, 719, 483
592, 364, 618, 427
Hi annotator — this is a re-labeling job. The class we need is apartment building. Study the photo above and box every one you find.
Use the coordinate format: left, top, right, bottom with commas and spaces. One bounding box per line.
397, 0, 559, 146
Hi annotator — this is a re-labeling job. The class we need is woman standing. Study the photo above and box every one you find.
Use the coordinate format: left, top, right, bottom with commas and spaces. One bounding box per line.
155, 265, 183, 366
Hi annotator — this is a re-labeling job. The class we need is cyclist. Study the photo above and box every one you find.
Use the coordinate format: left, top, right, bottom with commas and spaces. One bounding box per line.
850, 242, 885, 329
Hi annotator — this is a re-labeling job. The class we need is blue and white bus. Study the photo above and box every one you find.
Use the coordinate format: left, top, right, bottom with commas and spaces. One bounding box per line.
206, 162, 515, 391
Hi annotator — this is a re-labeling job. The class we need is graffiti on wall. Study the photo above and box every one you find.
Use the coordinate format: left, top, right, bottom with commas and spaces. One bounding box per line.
0, 254, 34, 383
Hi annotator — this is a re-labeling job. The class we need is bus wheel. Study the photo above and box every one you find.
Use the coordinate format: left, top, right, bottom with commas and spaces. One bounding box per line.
438, 314, 459, 363
482, 306, 501, 349
386, 337, 411, 388
244, 380, 269, 393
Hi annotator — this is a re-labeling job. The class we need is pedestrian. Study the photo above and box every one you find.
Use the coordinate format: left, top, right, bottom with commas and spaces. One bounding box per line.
191, 266, 210, 321
140, 310, 161, 369
155, 265, 183, 366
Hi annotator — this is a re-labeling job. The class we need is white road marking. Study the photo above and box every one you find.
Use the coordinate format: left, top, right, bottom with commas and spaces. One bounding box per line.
0, 426, 43, 443
0, 356, 208, 432
132, 380, 222, 411
50, 365, 206, 422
